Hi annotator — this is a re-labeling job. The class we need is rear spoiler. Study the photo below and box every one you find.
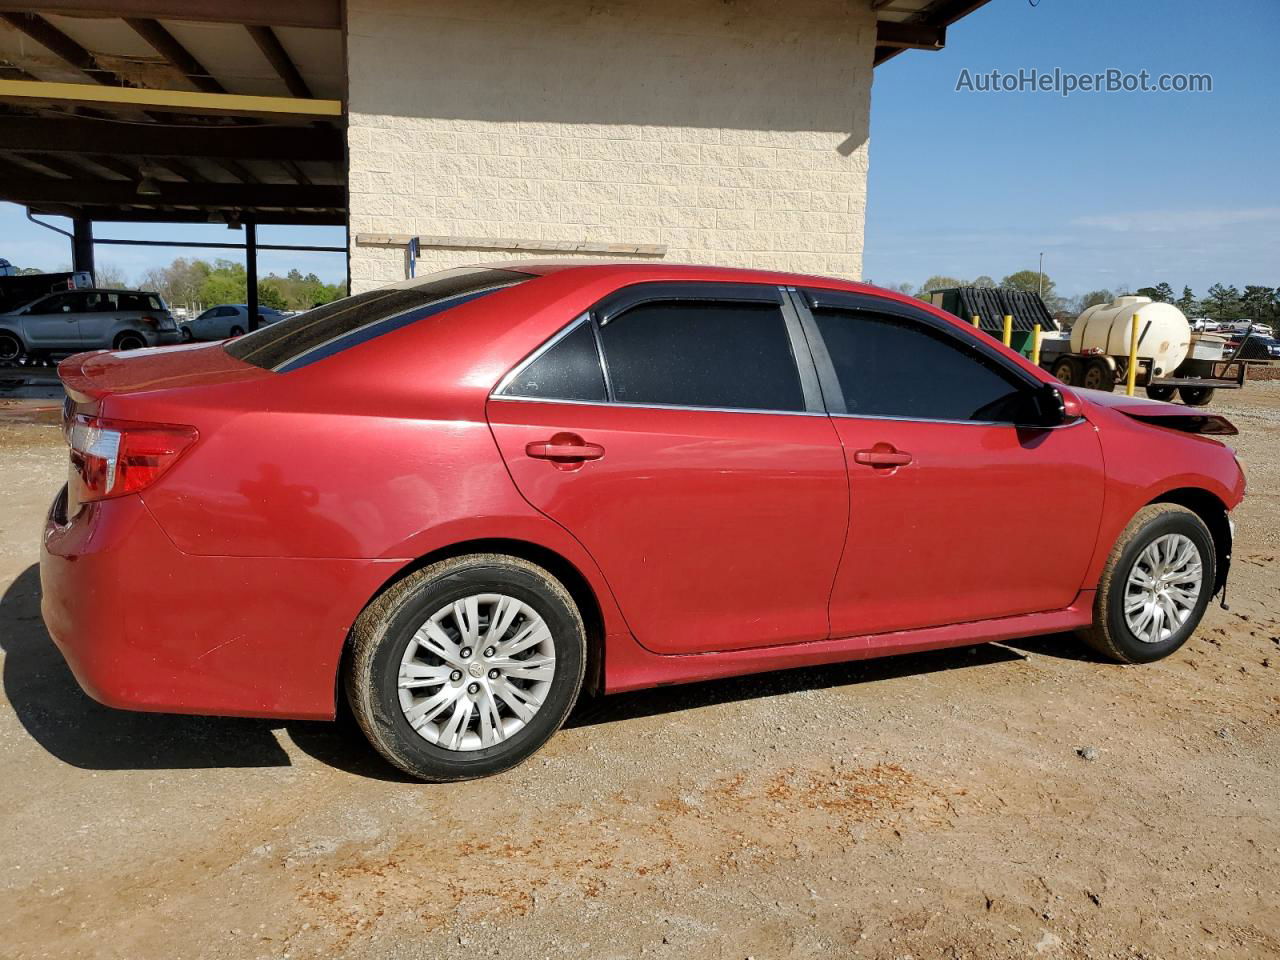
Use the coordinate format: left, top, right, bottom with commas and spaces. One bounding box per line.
57, 351, 108, 404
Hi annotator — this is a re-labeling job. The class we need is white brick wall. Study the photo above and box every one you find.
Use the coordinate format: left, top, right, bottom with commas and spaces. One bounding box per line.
346, 0, 875, 291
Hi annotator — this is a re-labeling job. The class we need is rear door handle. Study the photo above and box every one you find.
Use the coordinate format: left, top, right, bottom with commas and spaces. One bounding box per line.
853, 447, 912, 467
526, 439, 605, 462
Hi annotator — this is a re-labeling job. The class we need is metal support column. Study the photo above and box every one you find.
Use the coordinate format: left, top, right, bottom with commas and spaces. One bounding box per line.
72, 217, 94, 280
245, 218, 259, 331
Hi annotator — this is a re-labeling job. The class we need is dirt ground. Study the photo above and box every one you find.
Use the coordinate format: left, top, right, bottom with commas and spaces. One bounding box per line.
1, 369, 1277, 960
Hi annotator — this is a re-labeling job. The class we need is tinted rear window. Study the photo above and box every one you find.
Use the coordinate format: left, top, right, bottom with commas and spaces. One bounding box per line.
225, 267, 530, 371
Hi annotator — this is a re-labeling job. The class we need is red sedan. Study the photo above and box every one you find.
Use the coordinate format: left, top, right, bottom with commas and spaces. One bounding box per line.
40, 263, 1246, 781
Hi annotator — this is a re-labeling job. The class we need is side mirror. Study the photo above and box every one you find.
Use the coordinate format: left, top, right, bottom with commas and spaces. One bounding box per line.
1036, 383, 1083, 426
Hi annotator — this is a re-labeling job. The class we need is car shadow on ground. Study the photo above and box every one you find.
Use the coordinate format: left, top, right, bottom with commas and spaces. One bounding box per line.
3, 562, 1067, 781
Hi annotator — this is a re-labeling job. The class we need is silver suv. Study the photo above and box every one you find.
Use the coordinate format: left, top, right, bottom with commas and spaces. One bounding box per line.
0, 288, 181, 361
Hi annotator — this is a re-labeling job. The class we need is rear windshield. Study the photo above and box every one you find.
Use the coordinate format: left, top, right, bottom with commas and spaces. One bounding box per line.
225, 267, 530, 372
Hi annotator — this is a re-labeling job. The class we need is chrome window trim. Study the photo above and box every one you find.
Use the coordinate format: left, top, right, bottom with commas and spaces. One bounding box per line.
488, 394, 831, 417
828, 411, 1088, 430
492, 284, 821, 415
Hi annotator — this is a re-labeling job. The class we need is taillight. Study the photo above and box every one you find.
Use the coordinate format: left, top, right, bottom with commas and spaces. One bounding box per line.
67, 415, 197, 503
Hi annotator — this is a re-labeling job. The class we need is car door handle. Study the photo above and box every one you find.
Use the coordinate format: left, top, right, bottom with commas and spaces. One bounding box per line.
853, 447, 912, 467
526, 439, 605, 462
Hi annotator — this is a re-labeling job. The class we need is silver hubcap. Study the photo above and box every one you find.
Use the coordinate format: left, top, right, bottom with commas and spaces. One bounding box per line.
1124, 533, 1203, 643
397, 593, 556, 751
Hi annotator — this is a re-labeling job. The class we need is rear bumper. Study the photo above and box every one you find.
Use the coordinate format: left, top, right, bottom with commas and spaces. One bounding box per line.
151, 330, 183, 346
40, 485, 401, 720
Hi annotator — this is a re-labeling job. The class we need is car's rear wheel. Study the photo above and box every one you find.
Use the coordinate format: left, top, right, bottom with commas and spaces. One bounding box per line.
1179, 385, 1215, 406
345, 554, 586, 781
1079, 504, 1215, 664
229, 325, 244, 338
113, 332, 146, 351
0, 331, 23, 363
1082, 358, 1114, 391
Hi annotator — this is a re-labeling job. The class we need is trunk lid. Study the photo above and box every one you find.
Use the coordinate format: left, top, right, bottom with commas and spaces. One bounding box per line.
58, 342, 266, 403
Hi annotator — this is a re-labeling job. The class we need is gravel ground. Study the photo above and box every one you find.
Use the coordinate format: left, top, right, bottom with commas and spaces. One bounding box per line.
1, 378, 1277, 960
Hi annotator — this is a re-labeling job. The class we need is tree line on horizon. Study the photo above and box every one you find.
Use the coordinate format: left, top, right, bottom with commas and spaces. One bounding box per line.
8, 258, 346, 314
871, 271, 1280, 324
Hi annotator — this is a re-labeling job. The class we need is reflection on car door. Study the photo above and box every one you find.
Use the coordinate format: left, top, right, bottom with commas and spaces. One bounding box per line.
488, 285, 849, 655
796, 291, 1106, 638
22, 292, 85, 348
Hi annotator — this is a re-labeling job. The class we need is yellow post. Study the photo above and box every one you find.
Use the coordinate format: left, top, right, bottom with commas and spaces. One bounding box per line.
1031, 323, 1042, 366
1002, 314, 1013, 347
1126, 313, 1140, 396
971, 314, 981, 329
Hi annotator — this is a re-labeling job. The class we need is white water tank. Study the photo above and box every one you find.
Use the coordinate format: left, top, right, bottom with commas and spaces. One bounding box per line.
1071, 296, 1192, 378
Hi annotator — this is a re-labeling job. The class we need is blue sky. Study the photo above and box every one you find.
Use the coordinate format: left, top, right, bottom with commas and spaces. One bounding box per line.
865, 0, 1280, 297
3, 0, 1276, 299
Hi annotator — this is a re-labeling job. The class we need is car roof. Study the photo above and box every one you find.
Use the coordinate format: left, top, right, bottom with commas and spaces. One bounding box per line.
391, 259, 891, 298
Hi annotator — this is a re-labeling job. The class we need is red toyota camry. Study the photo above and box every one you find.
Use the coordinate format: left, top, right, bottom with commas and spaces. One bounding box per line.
40, 263, 1245, 781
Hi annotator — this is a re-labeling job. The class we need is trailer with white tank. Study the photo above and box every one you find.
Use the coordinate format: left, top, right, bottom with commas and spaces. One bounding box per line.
914, 287, 1262, 407
1036, 295, 1252, 406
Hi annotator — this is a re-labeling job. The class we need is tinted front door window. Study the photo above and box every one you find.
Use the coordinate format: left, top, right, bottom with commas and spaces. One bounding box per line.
814, 308, 1033, 423
599, 301, 804, 412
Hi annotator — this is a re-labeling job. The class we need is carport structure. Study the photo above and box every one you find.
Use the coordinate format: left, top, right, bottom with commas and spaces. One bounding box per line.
0, 1, 346, 325
0, 0, 992, 306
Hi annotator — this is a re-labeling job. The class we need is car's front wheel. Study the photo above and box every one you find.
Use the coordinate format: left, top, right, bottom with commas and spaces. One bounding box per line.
1079, 504, 1215, 664
346, 554, 586, 781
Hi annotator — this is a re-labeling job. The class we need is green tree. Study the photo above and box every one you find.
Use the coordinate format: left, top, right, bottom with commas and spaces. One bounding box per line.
1240, 285, 1278, 323
1176, 286, 1198, 316
1001, 269, 1061, 312
1080, 289, 1114, 311
138, 258, 212, 311
199, 259, 248, 305
918, 276, 966, 295
971, 275, 996, 288
1203, 283, 1242, 321
1136, 282, 1174, 302
257, 277, 288, 310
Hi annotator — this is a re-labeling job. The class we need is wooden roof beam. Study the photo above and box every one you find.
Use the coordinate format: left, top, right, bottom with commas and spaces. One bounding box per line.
246, 25, 311, 99
124, 17, 225, 94
0, 78, 343, 118
0, 114, 344, 161
0, 1, 341, 30
0, 12, 127, 84
2, 176, 344, 208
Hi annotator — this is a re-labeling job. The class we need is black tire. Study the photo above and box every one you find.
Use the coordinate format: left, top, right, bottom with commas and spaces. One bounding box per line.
1082, 358, 1115, 392
1145, 385, 1176, 402
113, 332, 146, 351
0, 331, 23, 363
1078, 504, 1215, 664
345, 554, 587, 781
229, 325, 244, 337
1179, 385, 1215, 406
180, 327, 193, 342
1052, 356, 1084, 386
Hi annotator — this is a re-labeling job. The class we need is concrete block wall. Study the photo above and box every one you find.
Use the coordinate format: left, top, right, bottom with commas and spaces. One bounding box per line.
346, 0, 875, 292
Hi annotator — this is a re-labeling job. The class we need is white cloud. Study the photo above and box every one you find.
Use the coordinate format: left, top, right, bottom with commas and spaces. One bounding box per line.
1071, 207, 1280, 232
